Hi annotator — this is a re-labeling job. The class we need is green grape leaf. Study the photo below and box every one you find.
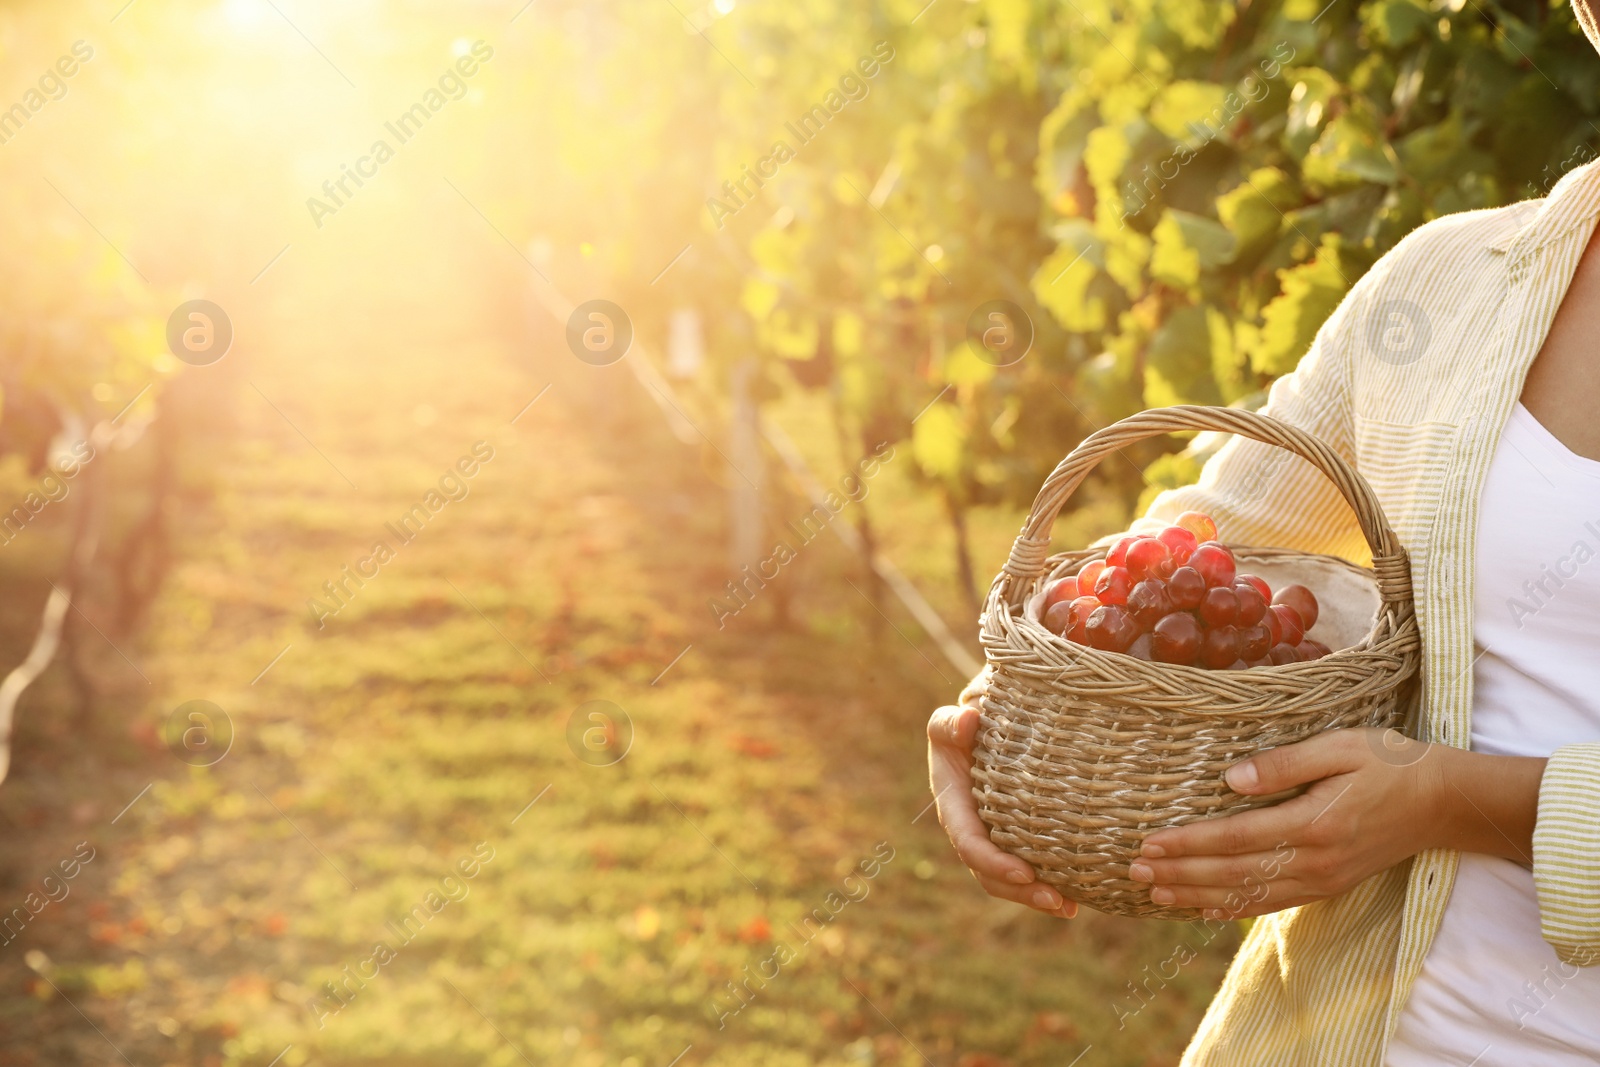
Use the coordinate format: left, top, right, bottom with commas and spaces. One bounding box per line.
1102, 225, 1153, 299
1145, 304, 1223, 407
833, 313, 864, 358
1151, 216, 1202, 291
1039, 98, 1100, 199
1084, 124, 1132, 192
741, 278, 781, 322
1283, 68, 1342, 157
1033, 242, 1108, 331
1154, 0, 1236, 50
1361, 0, 1434, 49
912, 403, 967, 481
760, 310, 818, 359
1216, 167, 1299, 255
1247, 234, 1349, 377
1302, 112, 1399, 189
987, 0, 1033, 84
1207, 303, 1252, 403
1150, 80, 1231, 141
1396, 112, 1471, 187
943, 343, 998, 387
1151, 209, 1237, 291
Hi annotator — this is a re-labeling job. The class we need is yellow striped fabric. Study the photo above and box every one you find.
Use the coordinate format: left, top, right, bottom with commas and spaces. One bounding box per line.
1023, 157, 1600, 1064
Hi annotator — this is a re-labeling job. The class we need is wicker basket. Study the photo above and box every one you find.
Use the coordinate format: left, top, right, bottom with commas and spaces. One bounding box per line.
971, 405, 1422, 919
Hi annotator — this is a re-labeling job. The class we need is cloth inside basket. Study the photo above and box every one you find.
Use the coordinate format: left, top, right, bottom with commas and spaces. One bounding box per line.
1023, 550, 1381, 653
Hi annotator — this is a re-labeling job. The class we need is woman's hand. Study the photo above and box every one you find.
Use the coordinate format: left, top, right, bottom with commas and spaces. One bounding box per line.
1132, 728, 1436, 919
927, 703, 1078, 919
1131, 727, 1547, 919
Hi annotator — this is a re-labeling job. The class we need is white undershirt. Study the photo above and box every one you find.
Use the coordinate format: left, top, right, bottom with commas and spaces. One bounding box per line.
1387, 403, 1600, 1066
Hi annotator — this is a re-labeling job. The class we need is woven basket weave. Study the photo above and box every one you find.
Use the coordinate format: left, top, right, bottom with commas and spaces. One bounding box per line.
972, 405, 1422, 919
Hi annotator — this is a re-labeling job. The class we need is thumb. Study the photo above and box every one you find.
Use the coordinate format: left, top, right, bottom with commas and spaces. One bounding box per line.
927, 704, 979, 752
1225, 731, 1360, 795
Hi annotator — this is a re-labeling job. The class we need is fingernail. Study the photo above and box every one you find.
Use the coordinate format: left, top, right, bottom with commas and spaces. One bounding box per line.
1140, 842, 1165, 858
1129, 862, 1153, 883
1005, 869, 1033, 885
1226, 762, 1259, 791
1032, 887, 1061, 909
1150, 887, 1175, 905
1055, 903, 1078, 919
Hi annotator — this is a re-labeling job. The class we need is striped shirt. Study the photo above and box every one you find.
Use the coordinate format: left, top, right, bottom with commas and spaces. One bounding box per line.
1122, 157, 1600, 1064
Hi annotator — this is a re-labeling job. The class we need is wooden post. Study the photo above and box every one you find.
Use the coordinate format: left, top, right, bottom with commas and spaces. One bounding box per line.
728, 359, 764, 573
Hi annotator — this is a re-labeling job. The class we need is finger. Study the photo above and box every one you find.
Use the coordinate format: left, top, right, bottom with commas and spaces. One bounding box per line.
1141, 800, 1314, 858
1130, 849, 1290, 889
929, 743, 1035, 885
1224, 729, 1364, 795
974, 873, 1078, 917
927, 704, 979, 752
1144, 878, 1307, 914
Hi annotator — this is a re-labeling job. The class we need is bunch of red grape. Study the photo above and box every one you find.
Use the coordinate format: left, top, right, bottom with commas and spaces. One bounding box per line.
1039, 511, 1330, 669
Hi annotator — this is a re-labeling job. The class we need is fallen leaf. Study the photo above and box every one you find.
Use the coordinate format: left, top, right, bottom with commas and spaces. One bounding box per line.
1025, 1010, 1079, 1044
729, 734, 777, 759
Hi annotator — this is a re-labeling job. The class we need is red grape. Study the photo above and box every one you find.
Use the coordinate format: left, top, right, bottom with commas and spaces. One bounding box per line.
1061, 529, 1327, 674
1043, 576, 1080, 611
1127, 580, 1174, 627
1094, 565, 1133, 606
1238, 624, 1272, 661
1270, 604, 1304, 645
1268, 643, 1299, 665
1175, 511, 1218, 542
1151, 612, 1202, 665
1188, 544, 1237, 588
1104, 535, 1138, 567
1236, 573, 1271, 601
1062, 595, 1101, 643
1156, 525, 1199, 565
1233, 583, 1267, 626
1124, 537, 1172, 582
1199, 585, 1240, 627
1273, 584, 1320, 630
1200, 625, 1241, 669
1167, 566, 1205, 611
1085, 605, 1139, 652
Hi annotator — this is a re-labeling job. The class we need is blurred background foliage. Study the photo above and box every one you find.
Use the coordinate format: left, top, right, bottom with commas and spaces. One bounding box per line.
5, 0, 1599, 619
526, 0, 1600, 599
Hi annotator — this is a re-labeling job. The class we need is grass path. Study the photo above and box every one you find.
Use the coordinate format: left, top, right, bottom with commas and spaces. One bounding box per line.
0, 211, 1233, 1067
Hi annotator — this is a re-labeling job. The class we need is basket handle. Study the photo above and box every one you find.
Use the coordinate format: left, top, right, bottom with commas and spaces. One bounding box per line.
996, 405, 1414, 612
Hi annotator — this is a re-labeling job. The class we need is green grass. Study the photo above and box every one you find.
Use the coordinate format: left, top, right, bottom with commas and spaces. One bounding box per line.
0, 213, 1233, 1067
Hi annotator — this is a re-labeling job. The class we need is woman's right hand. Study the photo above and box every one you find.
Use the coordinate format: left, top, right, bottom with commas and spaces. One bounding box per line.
927, 702, 1078, 919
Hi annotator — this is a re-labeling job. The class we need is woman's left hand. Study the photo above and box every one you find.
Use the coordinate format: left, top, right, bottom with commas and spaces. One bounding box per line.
1130, 727, 1444, 919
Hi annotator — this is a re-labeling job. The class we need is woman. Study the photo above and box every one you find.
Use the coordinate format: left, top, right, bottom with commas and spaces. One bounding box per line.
927, 44, 1600, 1067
